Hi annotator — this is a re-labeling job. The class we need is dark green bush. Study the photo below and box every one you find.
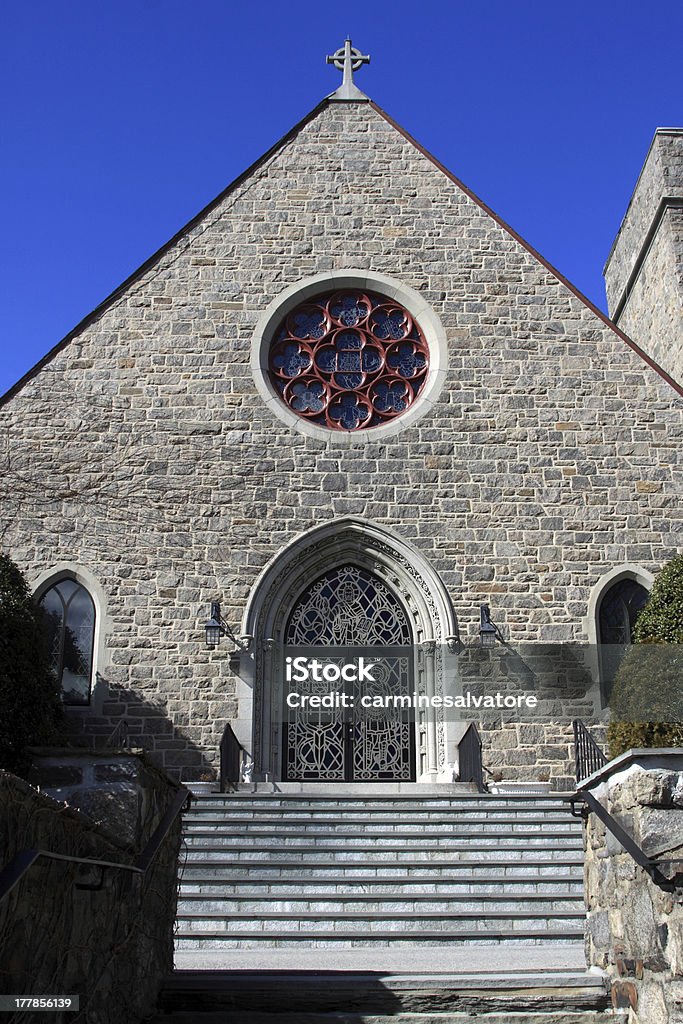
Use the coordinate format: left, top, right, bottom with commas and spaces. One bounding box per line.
631, 554, 683, 644
607, 555, 683, 759
0, 553, 62, 774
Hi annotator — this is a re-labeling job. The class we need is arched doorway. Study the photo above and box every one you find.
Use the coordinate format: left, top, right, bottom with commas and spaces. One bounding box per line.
283, 564, 415, 782
239, 517, 460, 784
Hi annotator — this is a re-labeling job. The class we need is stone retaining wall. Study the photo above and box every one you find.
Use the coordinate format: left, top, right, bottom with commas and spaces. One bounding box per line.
0, 755, 183, 1024
583, 750, 683, 1022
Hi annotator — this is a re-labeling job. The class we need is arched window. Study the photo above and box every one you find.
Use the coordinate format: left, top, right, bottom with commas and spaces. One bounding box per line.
598, 577, 649, 703
39, 579, 96, 705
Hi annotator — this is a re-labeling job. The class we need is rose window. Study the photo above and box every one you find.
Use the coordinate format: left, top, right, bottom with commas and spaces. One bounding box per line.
268, 290, 430, 431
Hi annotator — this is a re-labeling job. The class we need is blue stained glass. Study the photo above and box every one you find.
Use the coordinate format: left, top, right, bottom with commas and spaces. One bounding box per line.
330, 295, 369, 326
273, 342, 311, 377
371, 309, 408, 341
338, 350, 362, 372
290, 309, 327, 340
315, 348, 337, 373
361, 348, 382, 372
270, 289, 429, 430
373, 380, 408, 413
387, 343, 427, 378
336, 331, 362, 349
290, 380, 326, 413
329, 393, 370, 430
336, 373, 363, 389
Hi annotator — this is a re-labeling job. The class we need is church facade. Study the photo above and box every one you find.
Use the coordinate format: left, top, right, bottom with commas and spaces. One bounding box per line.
2, 49, 681, 790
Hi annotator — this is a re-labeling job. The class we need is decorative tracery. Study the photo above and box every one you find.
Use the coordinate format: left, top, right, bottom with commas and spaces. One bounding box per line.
284, 565, 414, 781
269, 290, 430, 430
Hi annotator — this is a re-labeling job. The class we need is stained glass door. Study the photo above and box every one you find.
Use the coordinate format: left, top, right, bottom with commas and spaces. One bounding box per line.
283, 565, 415, 782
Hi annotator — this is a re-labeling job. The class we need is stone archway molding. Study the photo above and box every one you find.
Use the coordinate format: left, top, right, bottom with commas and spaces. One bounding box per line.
32, 562, 112, 715
237, 517, 460, 783
582, 563, 655, 708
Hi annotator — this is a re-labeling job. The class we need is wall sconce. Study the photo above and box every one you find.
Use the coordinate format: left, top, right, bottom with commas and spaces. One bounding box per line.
204, 602, 252, 651
479, 604, 503, 648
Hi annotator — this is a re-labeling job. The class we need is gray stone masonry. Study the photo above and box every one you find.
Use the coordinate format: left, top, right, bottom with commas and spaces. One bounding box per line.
604, 128, 683, 384
583, 751, 683, 1023
0, 100, 681, 778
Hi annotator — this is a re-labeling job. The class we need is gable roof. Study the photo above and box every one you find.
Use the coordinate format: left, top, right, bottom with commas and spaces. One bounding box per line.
3, 97, 682, 407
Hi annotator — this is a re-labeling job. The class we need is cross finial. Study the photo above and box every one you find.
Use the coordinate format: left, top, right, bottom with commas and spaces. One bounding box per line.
326, 38, 371, 101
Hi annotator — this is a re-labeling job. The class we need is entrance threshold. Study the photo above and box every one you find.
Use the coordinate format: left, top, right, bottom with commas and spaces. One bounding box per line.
235, 781, 481, 795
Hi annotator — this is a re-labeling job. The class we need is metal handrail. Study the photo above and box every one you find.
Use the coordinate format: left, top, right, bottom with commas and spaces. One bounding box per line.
572, 721, 683, 893
0, 787, 190, 904
573, 790, 683, 894
573, 718, 608, 784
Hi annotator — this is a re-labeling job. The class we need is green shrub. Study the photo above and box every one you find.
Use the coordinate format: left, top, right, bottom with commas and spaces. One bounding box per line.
0, 553, 62, 774
632, 554, 683, 644
607, 555, 683, 759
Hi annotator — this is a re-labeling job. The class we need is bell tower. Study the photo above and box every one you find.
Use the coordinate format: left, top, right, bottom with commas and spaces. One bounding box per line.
604, 128, 683, 384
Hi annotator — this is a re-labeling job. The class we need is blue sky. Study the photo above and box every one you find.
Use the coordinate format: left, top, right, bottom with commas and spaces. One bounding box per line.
1, 1, 681, 396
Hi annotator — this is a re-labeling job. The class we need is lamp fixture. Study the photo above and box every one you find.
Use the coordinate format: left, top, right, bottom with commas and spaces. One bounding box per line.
479, 604, 503, 648
204, 602, 251, 651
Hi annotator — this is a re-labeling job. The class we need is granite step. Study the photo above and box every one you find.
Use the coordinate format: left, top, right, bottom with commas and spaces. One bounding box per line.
177, 893, 583, 916
152, 968, 610, 1021
179, 876, 584, 895
183, 819, 580, 835
179, 859, 584, 880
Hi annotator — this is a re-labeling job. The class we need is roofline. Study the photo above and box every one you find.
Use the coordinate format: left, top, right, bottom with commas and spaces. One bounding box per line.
2, 99, 681, 406
370, 102, 683, 398
0, 99, 332, 407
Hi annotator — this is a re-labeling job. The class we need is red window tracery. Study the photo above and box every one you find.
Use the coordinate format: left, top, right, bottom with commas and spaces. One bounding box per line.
268, 290, 430, 431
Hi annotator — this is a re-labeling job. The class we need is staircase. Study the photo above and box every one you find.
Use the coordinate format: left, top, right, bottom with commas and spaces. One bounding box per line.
150, 789, 612, 1021
175, 790, 587, 949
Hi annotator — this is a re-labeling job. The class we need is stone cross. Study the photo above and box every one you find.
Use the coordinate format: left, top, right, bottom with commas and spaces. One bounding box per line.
326, 38, 370, 101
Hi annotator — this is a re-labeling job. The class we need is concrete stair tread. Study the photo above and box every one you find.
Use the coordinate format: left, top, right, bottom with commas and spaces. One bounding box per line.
150, 1014, 610, 1023
177, 909, 584, 921
164, 969, 606, 989
183, 839, 584, 848
194, 791, 574, 799
180, 860, 584, 871
179, 876, 583, 887
175, 933, 587, 946
178, 894, 584, 907
184, 812, 579, 822
183, 823, 581, 831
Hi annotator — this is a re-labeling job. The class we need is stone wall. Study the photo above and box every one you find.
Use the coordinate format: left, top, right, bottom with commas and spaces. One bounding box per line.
604, 128, 683, 384
0, 758, 183, 1024
583, 751, 683, 1022
0, 100, 681, 780
26, 748, 180, 847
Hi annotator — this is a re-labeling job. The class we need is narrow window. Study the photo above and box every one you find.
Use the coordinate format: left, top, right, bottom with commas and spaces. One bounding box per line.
598, 578, 649, 704
39, 579, 96, 705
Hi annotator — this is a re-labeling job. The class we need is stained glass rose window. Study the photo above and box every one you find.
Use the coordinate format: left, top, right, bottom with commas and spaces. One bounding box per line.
268, 290, 430, 431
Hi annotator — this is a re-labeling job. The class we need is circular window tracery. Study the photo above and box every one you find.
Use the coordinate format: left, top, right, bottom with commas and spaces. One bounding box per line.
268, 290, 430, 431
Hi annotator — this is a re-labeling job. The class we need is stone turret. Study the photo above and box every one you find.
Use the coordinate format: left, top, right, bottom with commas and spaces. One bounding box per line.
604, 128, 683, 384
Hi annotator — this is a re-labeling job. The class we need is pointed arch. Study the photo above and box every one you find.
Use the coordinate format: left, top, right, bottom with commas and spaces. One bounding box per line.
238, 517, 459, 782
243, 516, 458, 644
